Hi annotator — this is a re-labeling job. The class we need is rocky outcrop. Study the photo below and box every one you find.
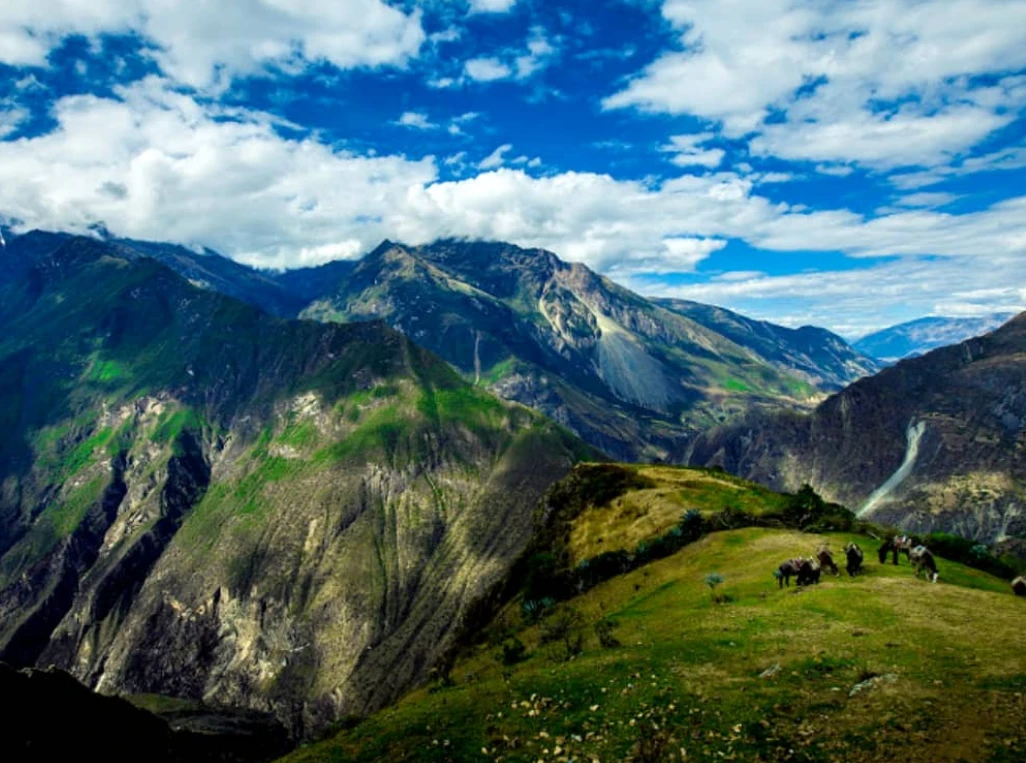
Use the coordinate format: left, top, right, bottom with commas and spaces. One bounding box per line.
689, 313, 1026, 543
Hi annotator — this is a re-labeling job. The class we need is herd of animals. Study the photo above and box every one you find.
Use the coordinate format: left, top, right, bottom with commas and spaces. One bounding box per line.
775, 536, 982, 589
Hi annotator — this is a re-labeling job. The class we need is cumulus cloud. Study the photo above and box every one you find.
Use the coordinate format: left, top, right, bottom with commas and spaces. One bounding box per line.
0, 0, 425, 89
605, 0, 1026, 169
477, 144, 513, 170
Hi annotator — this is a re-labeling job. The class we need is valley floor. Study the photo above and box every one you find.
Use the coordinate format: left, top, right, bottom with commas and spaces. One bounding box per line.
283, 528, 1026, 763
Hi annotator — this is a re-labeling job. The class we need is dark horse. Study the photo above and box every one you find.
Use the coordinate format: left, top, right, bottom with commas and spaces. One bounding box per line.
878, 534, 915, 565
777, 559, 802, 588
796, 558, 821, 586
909, 545, 939, 583
1012, 577, 1026, 597
845, 542, 864, 577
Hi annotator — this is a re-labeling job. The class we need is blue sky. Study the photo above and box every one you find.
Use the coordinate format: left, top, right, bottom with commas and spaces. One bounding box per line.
1, 0, 1025, 337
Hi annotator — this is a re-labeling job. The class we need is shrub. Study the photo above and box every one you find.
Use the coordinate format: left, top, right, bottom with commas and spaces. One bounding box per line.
594, 618, 621, 649
499, 636, 529, 666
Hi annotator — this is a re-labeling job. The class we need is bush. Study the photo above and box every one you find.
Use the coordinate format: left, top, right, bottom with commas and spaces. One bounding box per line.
594, 618, 621, 648
922, 532, 1024, 580
539, 608, 584, 660
499, 636, 528, 666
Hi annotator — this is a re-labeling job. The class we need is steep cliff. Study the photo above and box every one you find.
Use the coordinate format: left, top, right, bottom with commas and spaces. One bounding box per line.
0, 232, 587, 735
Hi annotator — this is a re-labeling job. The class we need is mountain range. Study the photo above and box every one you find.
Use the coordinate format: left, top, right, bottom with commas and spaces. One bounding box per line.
854, 313, 1016, 364
689, 313, 1026, 542
2, 231, 879, 462
2, 226, 1024, 752
291, 240, 879, 461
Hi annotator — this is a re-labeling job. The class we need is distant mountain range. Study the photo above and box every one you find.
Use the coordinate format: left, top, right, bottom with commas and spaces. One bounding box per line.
854, 314, 1016, 364
689, 312, 1026, 542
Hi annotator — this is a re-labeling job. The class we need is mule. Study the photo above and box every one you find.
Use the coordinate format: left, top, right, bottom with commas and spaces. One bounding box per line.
845, 542, 864, 577
909, 545, 939, 583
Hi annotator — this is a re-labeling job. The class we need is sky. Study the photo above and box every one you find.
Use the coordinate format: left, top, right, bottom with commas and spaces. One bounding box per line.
1, 0, 1025, 338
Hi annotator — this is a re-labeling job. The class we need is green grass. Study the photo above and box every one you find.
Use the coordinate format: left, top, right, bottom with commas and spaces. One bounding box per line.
283, 528, 1026, 763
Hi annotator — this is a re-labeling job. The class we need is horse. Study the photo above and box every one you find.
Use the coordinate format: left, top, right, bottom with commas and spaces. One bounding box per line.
909, 545, 939, 583
776, 559, 802, 588
817, 548, 839, 576
1012, 577, 1026, 597
878, 534, 915, 565
796, 557, 821, 586
845, 543, 864, 577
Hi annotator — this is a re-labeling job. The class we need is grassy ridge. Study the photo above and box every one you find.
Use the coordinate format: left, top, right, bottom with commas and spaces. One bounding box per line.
284, 526, 1026, 763
282, 467, 1026, 763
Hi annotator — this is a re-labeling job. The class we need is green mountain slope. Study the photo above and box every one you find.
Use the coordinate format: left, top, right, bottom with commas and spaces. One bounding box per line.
302, 240, 836, 462
689, 313, 1026, 544
283, 466, 1026, 763
0, 232, 588, 735
656, 298, 881, 391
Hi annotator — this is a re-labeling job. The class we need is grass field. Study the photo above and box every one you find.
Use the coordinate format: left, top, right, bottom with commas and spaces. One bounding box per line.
282, 525, 1026, 763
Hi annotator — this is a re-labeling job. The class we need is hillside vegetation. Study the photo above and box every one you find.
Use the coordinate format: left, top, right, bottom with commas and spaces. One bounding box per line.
284, 466, 1026, 763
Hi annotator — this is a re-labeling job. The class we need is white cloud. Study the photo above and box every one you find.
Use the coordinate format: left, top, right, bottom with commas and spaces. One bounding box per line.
894, 192, 960, 208
396, 111, 437, 130
468, 0, 517, 13
605, 0, 1026, 169
750, 104, 1012, 170
2, 77, 1025, 304
477, 144, 513, 170
0, 1, 425, 89
0, 104, 29, 138
662, 133, 725, 169
464, 57, 512, 82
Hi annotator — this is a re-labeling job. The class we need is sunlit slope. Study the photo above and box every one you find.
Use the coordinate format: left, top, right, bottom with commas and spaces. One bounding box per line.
284, 480, 1026, 763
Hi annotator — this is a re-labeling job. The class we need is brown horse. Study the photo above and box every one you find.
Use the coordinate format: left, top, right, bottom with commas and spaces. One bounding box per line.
1012, 577, 1026, 597
845, 543, 864, 577
909, 545, 939, 583
817, 548, 839, 576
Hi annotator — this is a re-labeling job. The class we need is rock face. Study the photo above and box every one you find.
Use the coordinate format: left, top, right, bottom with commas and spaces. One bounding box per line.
0, 232, 586, 735
854, 314, 1015, 364
689, 313, 1026, 543
300, 240, 868, 461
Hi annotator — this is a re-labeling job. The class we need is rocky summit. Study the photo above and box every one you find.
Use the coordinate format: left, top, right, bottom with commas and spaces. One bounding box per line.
0, 232, 588, 736
297, 239, 875, 462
